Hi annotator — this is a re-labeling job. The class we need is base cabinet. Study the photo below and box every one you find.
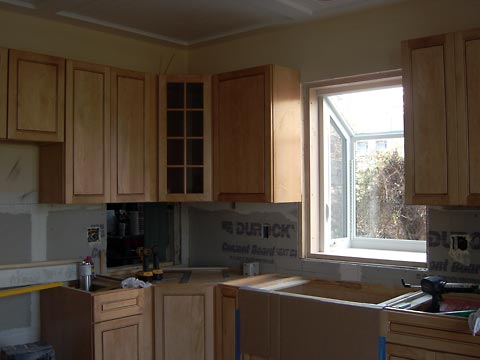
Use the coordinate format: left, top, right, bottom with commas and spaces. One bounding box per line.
383, 309, 480, 359
154, 284, 214, 360
41, 287, 151, 360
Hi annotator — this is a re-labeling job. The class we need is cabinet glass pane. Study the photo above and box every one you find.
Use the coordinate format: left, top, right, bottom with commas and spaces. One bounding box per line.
187, 168, 203, 193
186, 111, 203, 137
167, 140, 184, 165
187, 139, 203, 165
167, 168, 184, 194
186, 83, 203, 109
167, 111, 184, 137
167, 83, 184, 109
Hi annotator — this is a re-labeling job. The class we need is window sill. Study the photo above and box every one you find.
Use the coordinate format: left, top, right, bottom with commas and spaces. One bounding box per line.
308, 248, 426, 268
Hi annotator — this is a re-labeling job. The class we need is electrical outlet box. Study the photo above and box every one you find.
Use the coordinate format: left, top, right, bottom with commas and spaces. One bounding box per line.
450, 233, 469, 251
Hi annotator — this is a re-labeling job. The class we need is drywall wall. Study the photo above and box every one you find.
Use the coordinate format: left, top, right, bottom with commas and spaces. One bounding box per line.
189, 0, 480, 81
0, 143, 106, 346
187, 203, 425, 286
0, 7, 187, 74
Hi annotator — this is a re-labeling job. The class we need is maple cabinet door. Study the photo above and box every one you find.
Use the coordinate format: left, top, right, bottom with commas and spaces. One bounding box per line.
65, 60, 110, 203
386, 344, 435, 360
215, 285, 238, 360
94, 315, 145, 360
8, 49, 65, 142
456, 29, 480, 205
214, 66, 271, 202
111, 68, 157, 202
402, 34, 458, 205
0, 48, 6, 139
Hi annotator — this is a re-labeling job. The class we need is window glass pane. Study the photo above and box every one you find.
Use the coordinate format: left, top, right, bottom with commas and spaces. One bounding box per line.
354, 137, 427, 240
328, 87, 403, 134
186, 111, 203, 137
186, 83, 203, 109
330, 120, 347, 239
167, 168, 184, 194
167, 83, 184, 109
167, 111, 184, 137
187, 168, 203, 193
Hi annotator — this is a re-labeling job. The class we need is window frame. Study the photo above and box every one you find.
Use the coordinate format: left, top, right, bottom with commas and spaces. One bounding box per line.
301, 70, 427, 267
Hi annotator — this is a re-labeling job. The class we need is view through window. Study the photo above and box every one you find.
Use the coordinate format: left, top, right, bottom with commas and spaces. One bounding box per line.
312, 82, 427, 260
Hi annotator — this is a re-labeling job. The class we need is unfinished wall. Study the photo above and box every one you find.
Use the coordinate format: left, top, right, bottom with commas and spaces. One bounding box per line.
187, 203, 425, 286
0, 144, 106, 346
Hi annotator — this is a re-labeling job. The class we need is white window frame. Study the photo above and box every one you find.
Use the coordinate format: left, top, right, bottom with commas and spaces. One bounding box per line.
301, 70, 426, 267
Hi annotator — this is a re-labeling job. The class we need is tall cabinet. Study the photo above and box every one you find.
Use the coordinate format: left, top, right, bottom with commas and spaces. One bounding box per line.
403, 28, 480, 205
159, 75, 212, 201
110, 68, 157, 202
39, 60, 111, 203
0, 48, 6, 139
213, 65, 301, 203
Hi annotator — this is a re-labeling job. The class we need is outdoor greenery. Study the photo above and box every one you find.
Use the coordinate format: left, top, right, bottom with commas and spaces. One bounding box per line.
355, 150, 427, 240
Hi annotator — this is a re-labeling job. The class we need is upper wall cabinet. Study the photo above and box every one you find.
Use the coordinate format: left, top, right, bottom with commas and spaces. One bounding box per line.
0, 48, 6, 140
8, 50, 65, 142
39, 60, 111, 204
110, 68, 157, 203
213, 65, 301, 203
456, 28, 480, 205
159, 75, 212, 201
403, 28, 480, 206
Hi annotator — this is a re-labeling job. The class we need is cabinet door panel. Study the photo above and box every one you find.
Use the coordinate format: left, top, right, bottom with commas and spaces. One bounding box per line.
164, 295, 205, 360
403, 34, 457, 204
386, 344, 435, 360
457, 29, 480, 204
0, 48, 6, 139
94, 315, 144, 360
66, 60, 110, 203
111, 69, 157, 202
214, 67, 271, 202
215, 286, 238, 360
8, 50, 65, 142
154, 285, 214, 360
436, 354, 479, 360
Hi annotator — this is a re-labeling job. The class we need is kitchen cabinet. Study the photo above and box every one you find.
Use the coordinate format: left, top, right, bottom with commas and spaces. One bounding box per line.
8, 49, 65, 142
456, 28, 480, 205
41, 286, 152, 360
215, 285, 238, 360
154, 283, 214, 360
39, 60, 110, 203
159, 75, 212, 201
403, 27, 480, 205
213, 65, 301, 203
215, 275, 290, 360
111, 68, 157, 202
0, 47, 6, 139
382, 309, 480, 359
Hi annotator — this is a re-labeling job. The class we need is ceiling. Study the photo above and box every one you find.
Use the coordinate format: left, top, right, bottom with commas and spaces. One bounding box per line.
0, 0, 405, 46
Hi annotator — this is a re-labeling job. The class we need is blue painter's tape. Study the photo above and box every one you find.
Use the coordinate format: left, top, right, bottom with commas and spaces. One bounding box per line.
236, 309, 241, 360
378, 336, 386, 360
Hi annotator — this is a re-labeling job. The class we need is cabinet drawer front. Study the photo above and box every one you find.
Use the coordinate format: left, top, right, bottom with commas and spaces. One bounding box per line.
93, 289, 144, 322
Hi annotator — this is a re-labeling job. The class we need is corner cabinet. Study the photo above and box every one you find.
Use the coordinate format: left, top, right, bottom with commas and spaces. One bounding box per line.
8, 49, 65, 142
0, 48, 6, 139
213, 65, 301, 203
111, 68, 158, 202
403, 28, 480, 205
39, 60, 111, 203
159, 75, 212, 201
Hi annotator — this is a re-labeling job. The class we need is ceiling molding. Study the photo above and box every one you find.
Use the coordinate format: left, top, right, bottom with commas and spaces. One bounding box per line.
56, 11, 190, 46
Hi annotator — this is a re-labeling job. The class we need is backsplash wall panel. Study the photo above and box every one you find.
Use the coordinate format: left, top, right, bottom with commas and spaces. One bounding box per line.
428, 207, 480, 283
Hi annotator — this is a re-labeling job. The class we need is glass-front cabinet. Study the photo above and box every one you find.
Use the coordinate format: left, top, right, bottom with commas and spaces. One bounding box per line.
159, 75, 212, 201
